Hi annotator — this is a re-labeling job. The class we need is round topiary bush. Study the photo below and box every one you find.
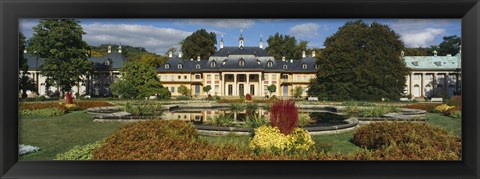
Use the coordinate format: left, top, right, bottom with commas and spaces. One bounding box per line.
352, 122, 461, 160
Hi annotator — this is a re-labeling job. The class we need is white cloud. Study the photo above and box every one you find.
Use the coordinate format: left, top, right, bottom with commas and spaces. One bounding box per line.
401, 28, 445, 48
182, 19, 255, 29
289, 23, 320, 39
389, 19, 454, 47
82, 23, 191, 54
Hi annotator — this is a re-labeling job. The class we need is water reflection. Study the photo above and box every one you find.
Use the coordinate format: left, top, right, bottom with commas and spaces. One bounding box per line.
164, 108, 347, 127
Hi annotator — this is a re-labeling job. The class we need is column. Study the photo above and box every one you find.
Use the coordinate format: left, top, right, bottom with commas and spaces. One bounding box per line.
408, 73, 412, 97
222, 73, 226, 96
233, 74, 237, 96
246, 73, 250, 96
420, 73, 424, 97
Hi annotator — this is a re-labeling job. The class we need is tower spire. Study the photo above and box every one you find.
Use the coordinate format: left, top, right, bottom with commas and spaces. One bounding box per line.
220, 34, 224, 49
239, 29, 244, 48
259, 34, 263, 49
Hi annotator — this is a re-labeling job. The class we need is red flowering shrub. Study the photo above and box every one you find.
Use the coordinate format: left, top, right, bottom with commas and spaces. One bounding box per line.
352, 122, 461, 160
269, 100, 298, 135
245, 93, 252, 101
447, 96, 462, 107
73, 101, 113, 110
19, 102, 68, 113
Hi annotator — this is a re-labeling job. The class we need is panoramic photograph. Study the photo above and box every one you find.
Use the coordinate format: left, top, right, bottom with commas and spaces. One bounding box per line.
18, 18, 462, 160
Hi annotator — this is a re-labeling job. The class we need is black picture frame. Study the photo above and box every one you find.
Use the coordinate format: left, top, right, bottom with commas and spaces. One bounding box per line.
1, 0, 479, 178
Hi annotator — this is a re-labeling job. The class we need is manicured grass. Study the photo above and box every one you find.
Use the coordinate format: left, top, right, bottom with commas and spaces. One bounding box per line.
311, 131, 363, 154
19, 111, 126, 160
425, 112, 461, 137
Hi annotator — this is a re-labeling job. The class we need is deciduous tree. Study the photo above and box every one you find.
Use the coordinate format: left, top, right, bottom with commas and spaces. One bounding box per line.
308, 21, 409, 101
180, 29, 217, 60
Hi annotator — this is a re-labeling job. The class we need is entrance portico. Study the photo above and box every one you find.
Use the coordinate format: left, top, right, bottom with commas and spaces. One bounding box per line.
222, 72, 262, 96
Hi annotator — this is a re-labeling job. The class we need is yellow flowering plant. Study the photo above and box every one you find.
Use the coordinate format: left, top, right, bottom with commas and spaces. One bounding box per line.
249, 125, 314, 155
434, 104, 454, 113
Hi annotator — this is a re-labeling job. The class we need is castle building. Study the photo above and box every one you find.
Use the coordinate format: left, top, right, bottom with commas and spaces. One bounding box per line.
156, 33, 317, 97
23, 33, 462, 100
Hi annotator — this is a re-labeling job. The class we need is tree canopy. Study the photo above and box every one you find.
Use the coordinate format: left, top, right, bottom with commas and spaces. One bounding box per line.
308, 21, 409, 101
430, 35, 461, 56
19, 32, 37, 98
111, 61, 169, 99
28, 19, 94, 93
180, 29, 217, 60
266, 33, 309, 60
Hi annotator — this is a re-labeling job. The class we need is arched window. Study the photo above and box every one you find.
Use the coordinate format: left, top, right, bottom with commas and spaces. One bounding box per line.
239, 59, 245, 67
315, 65, 318, 69
267, 61, 273, 67
302, 64, 307, 69
196, 64, 201, 69
165, 64, 170, 69
177, 64, 183, 69
283, 65, 287, 69
210, 61, 216, 68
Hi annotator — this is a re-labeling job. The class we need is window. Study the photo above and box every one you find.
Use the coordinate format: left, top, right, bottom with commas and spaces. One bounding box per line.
178, 64, 183, 69
272, 75, 277, 80
196, 64, 201, 69
171, 75, 174, 81
303, 76, 307, 80
207, 75, 211, 80
195, 74, 201, 79
282, 75, 288, 79
315, 65, 318, 69
210, 61, 216, 67
184, 75, 187, 79
215, 85, 219, 93
215, 75, 219, 80
267, 61, 273, 67
170, 87, 175, 93
297, 76, 300, 80
178, 75, 181, 79
283, 65, 287, 69
165, 64, 170, 69
250, 85, 255, 95
413, 74, 421, 80
239, 59, 245, 66
302, 64, 307, 69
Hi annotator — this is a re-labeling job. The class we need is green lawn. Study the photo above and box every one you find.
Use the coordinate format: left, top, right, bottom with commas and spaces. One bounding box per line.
19, 111, 126, 160
425, 112, 462, 137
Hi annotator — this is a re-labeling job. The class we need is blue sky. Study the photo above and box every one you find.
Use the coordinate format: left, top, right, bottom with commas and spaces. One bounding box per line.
19, 19, 461, 55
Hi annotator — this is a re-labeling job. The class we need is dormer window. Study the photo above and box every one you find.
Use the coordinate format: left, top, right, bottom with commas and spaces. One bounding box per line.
210, 61, 216, 68
302, 64, 307, 69
223, 59, 227, 65
239, 59, 245, 66
283, 65, 287, 69
411, 61, 419, 66
434, 61, 442, 66
178, 64, 183, 69
315, 65, 318, 69
196, 64, 201, 69
165, 64, 170, 69
104, 59, 112, 66
256, 59, 261, 65
267, 61, 273, 67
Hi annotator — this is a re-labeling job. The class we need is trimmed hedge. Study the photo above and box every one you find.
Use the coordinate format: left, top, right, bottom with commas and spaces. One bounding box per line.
352, 122, 461, 160
402, 103, 439, 112
55, 141, 102, 160
20, 107, 65, 117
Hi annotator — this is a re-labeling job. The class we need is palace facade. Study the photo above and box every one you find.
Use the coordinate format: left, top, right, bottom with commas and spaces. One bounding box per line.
23, 34, 462, 100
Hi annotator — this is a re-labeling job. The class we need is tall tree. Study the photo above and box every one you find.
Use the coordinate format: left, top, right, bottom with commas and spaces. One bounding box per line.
308, 21, 409, 101
436, 35, 461, 56
18, 33, 36, 98
403, 48, 428, 56
180, 29, 217, 60
266, 33, 307, 60
28, 19, 94, 95
111, 61, 168, 99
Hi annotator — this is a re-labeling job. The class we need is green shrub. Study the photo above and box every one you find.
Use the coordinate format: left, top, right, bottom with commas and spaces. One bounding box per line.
124, 101, 162, 117
208, 114, 234, 127
20, 107, 65, 117
243, 114, 268, 128
402, 103, 439, 112
245, 103, 258, 111
213, 95, 221, 100
55, 141, 102, 160
249, 126, 315, 155
360, 106, 397, 117
449, 110, 461, 119
229, 103, 244, 111
352, 122, 461, 160
344, 101, 360, 113
298, 113, 314, 127
176, 96, 190, 100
